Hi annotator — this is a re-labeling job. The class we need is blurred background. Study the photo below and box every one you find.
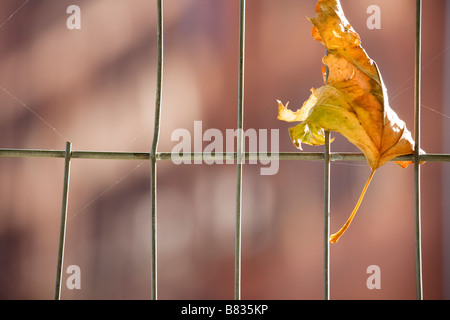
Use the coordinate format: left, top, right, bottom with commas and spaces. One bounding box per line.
0, 0, 448, 299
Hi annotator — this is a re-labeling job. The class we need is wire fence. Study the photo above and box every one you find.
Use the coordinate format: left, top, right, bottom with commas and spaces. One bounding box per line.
0, 0, 449, 300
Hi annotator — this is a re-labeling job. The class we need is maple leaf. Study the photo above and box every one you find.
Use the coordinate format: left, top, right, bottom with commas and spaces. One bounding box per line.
277, 0, 425, 243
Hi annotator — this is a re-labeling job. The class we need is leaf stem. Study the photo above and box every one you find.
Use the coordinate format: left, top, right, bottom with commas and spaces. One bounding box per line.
329, 169, 376, 243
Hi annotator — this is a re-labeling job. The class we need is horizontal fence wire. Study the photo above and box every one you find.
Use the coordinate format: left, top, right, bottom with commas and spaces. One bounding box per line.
1, 149, 449, 163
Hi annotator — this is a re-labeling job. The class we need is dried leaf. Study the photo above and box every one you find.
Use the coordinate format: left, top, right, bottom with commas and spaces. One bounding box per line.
277, 0, 425, 243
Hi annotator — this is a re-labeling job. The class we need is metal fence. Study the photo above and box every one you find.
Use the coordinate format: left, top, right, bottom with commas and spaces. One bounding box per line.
1, 0, 449, 300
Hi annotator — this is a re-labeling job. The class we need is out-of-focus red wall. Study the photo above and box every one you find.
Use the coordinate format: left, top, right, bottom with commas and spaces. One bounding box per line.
0, 0, 447, 299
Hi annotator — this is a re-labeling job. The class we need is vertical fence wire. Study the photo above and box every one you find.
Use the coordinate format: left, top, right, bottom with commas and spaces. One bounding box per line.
54, 141, 72, 300
150, 0, 164, 301
414, 0, 423, 300
323, 52, 331, 300
234, 0, 246, 301
323, 132, 331, 300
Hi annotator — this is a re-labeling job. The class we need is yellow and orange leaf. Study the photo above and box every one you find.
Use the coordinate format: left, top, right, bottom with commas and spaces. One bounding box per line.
277, 0, 425, 243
